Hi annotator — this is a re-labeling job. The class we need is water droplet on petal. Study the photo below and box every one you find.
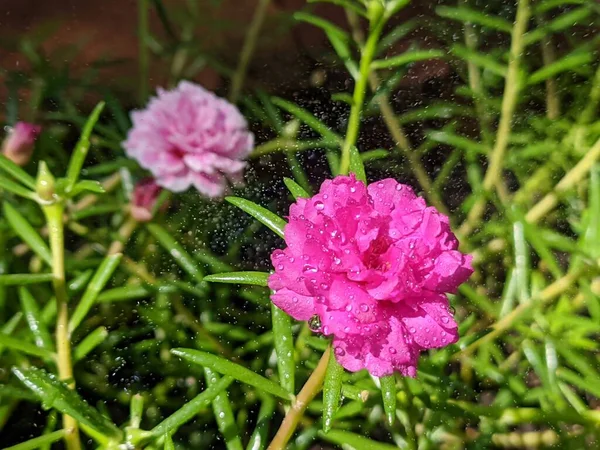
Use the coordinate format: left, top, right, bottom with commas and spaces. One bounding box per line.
389, 347, 397, 354
395, 184, 403, 191
315, 201, 325, 211
409, 327, 416, 333
360, 304, 369, 312
335, 346, 346, 356
442, 316, 450, 324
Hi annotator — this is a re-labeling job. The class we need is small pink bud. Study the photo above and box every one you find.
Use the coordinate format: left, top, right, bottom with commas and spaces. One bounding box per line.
2, 122, 42, 166
130, 178, 165, 222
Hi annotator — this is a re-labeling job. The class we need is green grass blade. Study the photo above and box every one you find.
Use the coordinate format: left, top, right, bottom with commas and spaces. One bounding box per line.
69, 253, 122, 333
379, 375, 397, 426
0, 332, 55, 360
0, 273, 54, 285
73, 327, 108, 362
147, 223, 204, 282
3, 202, 52, 266
203, 271, 269, 287
151, 376, 234, 436
322, 350, 344, 432
0, 154, 36, 189
19, 287, 54, 351
225, 197, 286, 239
171, 348, 293, 400
371, 49, 444, 70
12, 366, 122, 438
271, 304, 295, 394
3, 430, 66, 450
284, 177, 310, 200
64, 102, 105, 193
205, 368, 244, 450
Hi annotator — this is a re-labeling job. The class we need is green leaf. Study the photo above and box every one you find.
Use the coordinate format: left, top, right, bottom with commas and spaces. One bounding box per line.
0, 332, 55, 360
271, 97, 341, 143
379, 375, 397, 426
0, 273, 54, 285
436, 6, 513, 33
0, 153, 36, 189
3, 430, 66, 450
151, 375, 233, 436
348, 146, 366, 184
450, 45, 508, 77
226, 197, 286, 239
512, 221, 530, 303
205, 368, 244, 450
3, 202, 52, 266
361, 149, 389, 162
203, 271, 269, 287
147, 223, 204, 282
19, 287, 54, 351
97, 285, 151, 303
245, 396, 275, 450
164, 434, 175, 450
68, 179, 106, 197
528, 51, 592, 85
271, 304, 295, 395
171, 348, 293, 400
12, 366, 122, 438
524, 7, 592, 46
69, 253, 122, 333
323, 350, 345, 432
318, 430, 400, 450
0, 175, 35, 199
371, 49, 445, 70
284, 177, 310, 199
377, 20, 417, 55
73, 327, 108, 362
64, 102, 105, 193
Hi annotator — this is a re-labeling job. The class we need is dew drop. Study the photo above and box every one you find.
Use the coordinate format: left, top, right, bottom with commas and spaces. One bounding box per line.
315, 201, 325, 211
308, 315, 322, 331
335, 346, 346, 356
377, 182, 384, 188
389, 347, 397, 354
350, 187, 356, 193
409, 327, 416, 333
359, 304, 369, 313
441, 316, 450, 324
292, 297, 298, 303
395, 184, 403, 191
277, 264, 284, 270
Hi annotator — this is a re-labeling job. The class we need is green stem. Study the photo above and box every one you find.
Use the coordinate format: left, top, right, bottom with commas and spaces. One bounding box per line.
459, 0, 530, 237
339, 19, 385, 176
138, 0, 150, 104
267, 347, 331, 450
579, 63, 600, 125
345, 10, 449, 216
43, 203, 81, 450
229, 0, 271, 103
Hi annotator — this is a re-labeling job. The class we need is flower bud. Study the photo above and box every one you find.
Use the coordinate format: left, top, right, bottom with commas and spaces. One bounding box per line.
36, 161, 55, 202
2, 122, 42, 166
130, 178, 165, 222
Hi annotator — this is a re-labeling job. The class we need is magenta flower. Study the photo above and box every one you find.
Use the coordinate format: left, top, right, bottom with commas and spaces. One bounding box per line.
268, 175, 473, 377
130, 178, 164, 222
2, 122, 42, 166
122, 81, 254, 197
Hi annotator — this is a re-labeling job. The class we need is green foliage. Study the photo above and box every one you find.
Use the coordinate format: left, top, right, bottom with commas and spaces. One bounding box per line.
1, 0, 600, 449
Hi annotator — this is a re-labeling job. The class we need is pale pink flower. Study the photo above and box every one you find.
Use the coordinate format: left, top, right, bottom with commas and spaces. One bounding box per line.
2, 122, 42, 166
130, 178, 164, 222
122, 81, 254, 197
268, 175, 473, 377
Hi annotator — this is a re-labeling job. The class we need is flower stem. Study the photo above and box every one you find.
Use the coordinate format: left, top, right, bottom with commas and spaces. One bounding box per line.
339, 19, 385, 176
43, 202, 81, 450
459, 0, 530, 237
267, 346, 331, 450
229, 0, 271, 103
345, 11, 449, 217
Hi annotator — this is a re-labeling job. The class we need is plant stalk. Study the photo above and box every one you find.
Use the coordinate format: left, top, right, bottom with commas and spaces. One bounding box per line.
459, 0, 530, 237
229, 0, 271, 103
267, 346, 331, 450
345, 11, 449, 216
43, 202, 81, 450
339, 18, 385, 176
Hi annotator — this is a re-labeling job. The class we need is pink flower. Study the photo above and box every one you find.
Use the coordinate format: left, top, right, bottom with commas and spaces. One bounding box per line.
130, 178, 165, 222
2, 122, 42, 166
122, 81, 254, 197
268, 175, 473, 377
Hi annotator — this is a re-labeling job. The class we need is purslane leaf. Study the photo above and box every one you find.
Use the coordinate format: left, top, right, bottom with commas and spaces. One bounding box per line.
226, 197, 286, 239
203, 271, 269, 287
171, 348, 294, 400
